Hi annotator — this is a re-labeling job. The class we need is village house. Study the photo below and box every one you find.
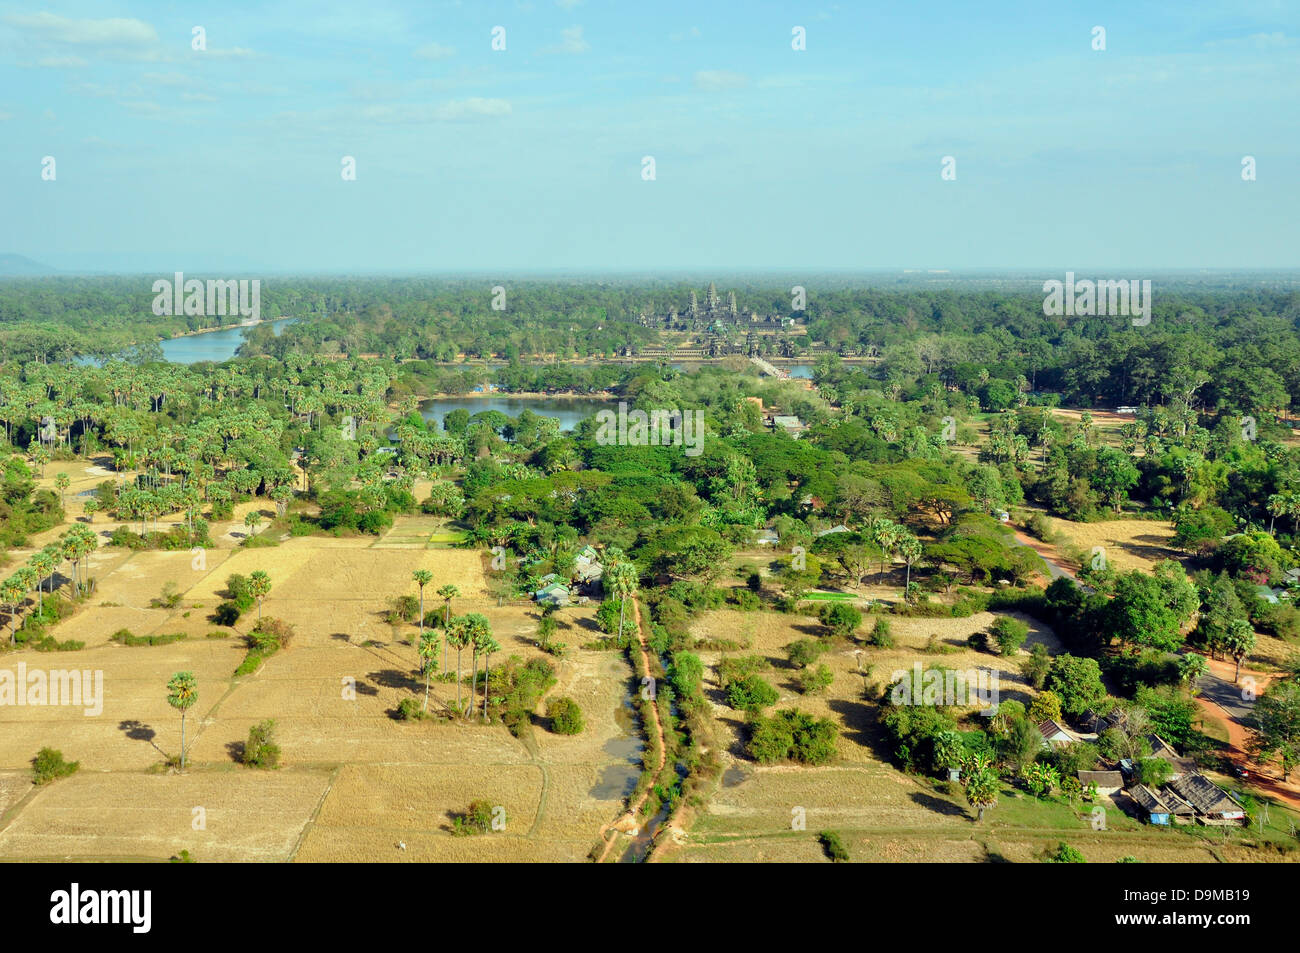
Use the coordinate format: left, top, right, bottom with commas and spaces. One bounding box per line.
1077, 770, 1125, 798
1037, 719, 1078, 747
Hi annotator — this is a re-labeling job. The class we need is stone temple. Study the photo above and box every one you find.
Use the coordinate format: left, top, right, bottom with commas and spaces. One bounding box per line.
638, 282, 799, 333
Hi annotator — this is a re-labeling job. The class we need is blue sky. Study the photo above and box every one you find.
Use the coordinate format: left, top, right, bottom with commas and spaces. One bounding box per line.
1, 1, 1297, 273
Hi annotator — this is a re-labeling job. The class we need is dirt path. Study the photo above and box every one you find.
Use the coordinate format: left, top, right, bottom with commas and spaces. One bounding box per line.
1011, 527, 1078, 583
1194, 657, 1300, 809
594, 596, 667, 862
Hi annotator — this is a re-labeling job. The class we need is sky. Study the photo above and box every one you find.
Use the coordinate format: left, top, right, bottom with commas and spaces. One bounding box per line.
1, 1, 1298, 274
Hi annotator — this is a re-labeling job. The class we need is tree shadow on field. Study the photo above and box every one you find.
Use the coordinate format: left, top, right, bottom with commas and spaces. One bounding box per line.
330, 632, 352, 642
826, 691, 878, 748
910, 791, 967, 817
367, 669, 422, 693
352, 679, 379, 697
225, 740, 246, 763
792, 622, 824, 637
118, 719, 165, 755
574, 616, 603, 634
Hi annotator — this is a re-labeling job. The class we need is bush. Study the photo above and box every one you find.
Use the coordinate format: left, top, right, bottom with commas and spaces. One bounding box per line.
546, 696, 585, 734
225, 573, 255, 610
452, 799, 496, 836
818, 602, 862, 639
726, 674, 779, 712
1028, 690, 1063, 724
797, 664, 834, 695
991, 616, 1029, 656
241, 719, 280, 768
396, 698, 429, 721
111, 629, 187, 647
786, 638, 824, 669
1048, 842, 1086, 864
747, 709, 839, 765
32, 747, 79, 785
818, 830, 849, 862
870, 617, 894, 648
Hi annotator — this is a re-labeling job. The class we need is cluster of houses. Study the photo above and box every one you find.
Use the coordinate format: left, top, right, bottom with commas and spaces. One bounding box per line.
533, 545, 604, 608
1041, 718, 1246, 827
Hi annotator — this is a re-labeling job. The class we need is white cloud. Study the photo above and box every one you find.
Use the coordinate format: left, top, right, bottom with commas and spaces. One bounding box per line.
37, 56, 88, 68
203, 47, 258, 59
414, 42, 456, 60
693, 70, 748, 91
354, 98, 513, 123
5, 12, 157, 46
543, 25, 589, 54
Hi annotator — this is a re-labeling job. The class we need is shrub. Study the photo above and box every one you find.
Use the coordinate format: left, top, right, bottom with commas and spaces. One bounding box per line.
1048, 842, 1086, 864
225, 574, 255, 610
546, 696, 585, 734
452, 799, 496, 836
1028, 690, 1063, 724
726, 674, 779, 712
818, 602, 862, 639
241, 719, 280, 768
870, 617, 894, 648
32, 747, 79, 785
797, 664, 834, 695
111, 629, 187, 647
818, 830, 849, 862
396, 698, 428, 721
991, 616, 1029, 655
748, 709, 839, 765
786, 638, 824, 669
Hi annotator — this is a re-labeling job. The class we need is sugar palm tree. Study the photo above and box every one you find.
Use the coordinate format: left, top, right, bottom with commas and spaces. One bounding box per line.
1, 576, 25, 646
462, 613, 491, 720
248, 570, 271, 623
445, 616, 470, 713
28, 548, 57, 615
54, 471, 70, 507
166, 672, 198, 770
607, 560, 638, 642
412, 569, 433, 644
436, 584, 459, 669
480, 632, 501, 719
418, 630, 441, 712
243, 510, 263, 537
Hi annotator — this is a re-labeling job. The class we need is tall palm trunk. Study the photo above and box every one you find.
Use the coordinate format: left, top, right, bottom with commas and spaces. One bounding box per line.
483, 654, 491, 718
455, 646, 462, 710
468, 647, 479, 720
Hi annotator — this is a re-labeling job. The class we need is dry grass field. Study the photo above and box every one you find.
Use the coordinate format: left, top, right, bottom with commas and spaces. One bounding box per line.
1041, 515, 1178, 573
0, 514, 639, 862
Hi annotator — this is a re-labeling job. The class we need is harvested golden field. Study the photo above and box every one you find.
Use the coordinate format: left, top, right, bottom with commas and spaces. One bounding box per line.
0, 520, 639, 862
1042, 515, 1177, 573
